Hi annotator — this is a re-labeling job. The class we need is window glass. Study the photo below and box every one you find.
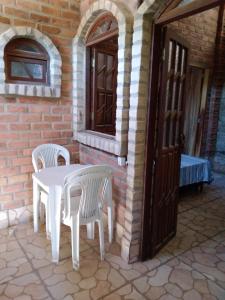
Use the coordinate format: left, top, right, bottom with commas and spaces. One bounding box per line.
178, 0, 195, 6
4, 38, 49, 84
16, 44, 39, 53
11, 61, 43, 79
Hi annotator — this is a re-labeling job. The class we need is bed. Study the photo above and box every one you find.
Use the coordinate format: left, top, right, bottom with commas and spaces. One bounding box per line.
180, 154, 214, 188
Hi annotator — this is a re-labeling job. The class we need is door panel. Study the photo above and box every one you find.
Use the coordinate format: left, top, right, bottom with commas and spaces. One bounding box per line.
149, 29, 189, 257
91, 46, 117, 135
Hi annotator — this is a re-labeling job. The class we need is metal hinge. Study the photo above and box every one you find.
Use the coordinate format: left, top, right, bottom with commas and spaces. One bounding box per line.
162, 48, 166, 61
153, 159, 156, 166
92, 57, 95, 69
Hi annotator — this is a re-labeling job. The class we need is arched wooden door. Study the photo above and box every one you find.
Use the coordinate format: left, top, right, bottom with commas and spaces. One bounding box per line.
86, 14, 118, 136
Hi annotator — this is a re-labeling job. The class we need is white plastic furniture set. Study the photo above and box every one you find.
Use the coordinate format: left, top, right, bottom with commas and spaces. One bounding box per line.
32, 143, 113, 269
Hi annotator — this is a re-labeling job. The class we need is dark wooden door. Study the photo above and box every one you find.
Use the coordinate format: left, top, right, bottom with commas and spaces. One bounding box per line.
90, 43, 117, 135
142, 28, 189, 259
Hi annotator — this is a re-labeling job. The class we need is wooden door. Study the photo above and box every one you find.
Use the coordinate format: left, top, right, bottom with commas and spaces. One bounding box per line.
142, 28, 189, 258
90, 42, 117, 135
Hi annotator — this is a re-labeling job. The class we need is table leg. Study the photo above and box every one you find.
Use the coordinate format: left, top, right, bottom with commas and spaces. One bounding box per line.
107, 180, 113, 243
33, 180, 40, 233
49, 185, 62, 263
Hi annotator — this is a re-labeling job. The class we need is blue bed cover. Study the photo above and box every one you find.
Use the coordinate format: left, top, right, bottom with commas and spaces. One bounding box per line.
180, 154, 214, 187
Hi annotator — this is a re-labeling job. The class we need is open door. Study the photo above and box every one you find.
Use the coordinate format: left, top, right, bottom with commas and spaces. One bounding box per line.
142, 28, 189, 259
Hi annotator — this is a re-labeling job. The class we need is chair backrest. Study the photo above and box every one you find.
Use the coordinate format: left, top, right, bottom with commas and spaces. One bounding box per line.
63, 165, 112, 223
32, 143, 70, 172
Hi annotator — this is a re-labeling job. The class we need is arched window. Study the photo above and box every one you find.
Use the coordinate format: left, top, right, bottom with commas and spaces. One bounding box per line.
86, 14, 118, 136
4, 38, 50, 85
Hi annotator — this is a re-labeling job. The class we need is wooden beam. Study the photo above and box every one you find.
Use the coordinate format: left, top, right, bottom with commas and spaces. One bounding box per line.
163, 0, 183, 13
156, 0, 225, 25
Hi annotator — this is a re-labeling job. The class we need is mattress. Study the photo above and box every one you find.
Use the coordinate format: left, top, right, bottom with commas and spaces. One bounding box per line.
180, 154, 214, 187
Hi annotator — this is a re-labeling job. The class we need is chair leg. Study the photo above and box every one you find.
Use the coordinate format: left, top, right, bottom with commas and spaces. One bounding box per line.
87, 222, 95, 240
107, 206, 113, 243
33, 180, 40, 233
49, 186, 62, 263
98, 217, 105, 261
71, 215, 80, 270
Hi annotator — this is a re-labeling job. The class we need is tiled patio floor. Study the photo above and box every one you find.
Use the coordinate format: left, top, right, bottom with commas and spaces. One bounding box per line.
1, 174, 225, 299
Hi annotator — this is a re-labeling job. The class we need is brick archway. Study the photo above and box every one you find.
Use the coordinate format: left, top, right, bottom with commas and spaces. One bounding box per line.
0, 27, 62, 97
72, 1, 133, 156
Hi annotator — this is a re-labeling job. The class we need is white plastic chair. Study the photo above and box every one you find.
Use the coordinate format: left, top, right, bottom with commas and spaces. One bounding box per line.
32, 143, 70, 172
62, 165, 112, 269
32, 143, 70, 237
82, 167, 113, 243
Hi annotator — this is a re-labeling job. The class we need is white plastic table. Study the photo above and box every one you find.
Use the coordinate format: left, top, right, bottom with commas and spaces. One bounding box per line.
32, 164, 113, 262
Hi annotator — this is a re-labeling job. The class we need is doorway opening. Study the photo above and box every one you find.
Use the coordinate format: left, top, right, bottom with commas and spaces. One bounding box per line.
142, 0, 225, 260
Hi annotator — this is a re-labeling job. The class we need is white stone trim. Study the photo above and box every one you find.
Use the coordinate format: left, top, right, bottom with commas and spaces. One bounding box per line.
122, 0, 167, 262
72, 1, 133, 156
0, 27, 62, 98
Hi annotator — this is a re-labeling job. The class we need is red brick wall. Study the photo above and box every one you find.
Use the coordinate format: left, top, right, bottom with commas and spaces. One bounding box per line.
80, 0, 138, 15
169, 8, 218, 67
79, 145, 127, 227
208, 13, 225, 171
0, 0, 80, 211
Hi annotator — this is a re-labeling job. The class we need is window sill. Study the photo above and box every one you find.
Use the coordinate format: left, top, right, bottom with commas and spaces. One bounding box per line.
85, 130, 115, 140
0, 83, 61, 98
75, 130, 121, 156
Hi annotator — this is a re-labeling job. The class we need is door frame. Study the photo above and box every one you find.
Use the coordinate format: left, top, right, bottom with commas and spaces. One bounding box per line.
156, 0, 224, 25
140, 0, 225, 260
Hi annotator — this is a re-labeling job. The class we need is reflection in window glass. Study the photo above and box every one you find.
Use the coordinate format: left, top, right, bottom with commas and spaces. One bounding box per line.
29, 63, 43, 79
11, 62, 29, 78
16, 44, 39, 53
11, 61, 43, 79
178, 0, 195, 6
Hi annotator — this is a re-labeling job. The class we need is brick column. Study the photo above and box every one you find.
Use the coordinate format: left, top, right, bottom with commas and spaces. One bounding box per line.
121, 14, 152, 262
210, 14, 225, 171
122, 0, 165, 263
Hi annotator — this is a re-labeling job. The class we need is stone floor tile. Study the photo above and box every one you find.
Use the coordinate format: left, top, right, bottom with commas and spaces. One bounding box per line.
157, 223, 207, 260
211, 231, 225, 244
178, 238, 225, 290
178, 206, 225, 238
132, 257, 225, 300
47, 280, 79, 299
198, 198, 225, 220
178, 189, 216, 213
103, 284, 147, 300
0, 272, 50, 299
0, 237, 33, 285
